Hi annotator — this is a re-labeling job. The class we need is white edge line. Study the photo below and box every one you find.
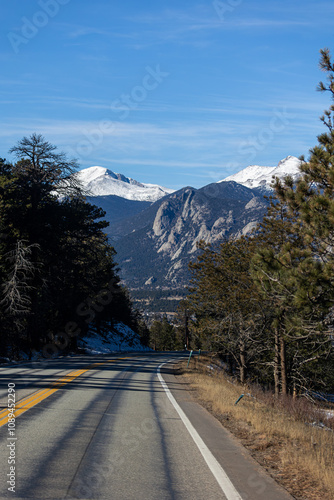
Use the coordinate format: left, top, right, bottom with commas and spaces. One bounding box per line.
158, 361, 243, 500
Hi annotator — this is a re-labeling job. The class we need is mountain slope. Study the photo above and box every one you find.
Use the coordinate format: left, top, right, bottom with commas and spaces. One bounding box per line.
79, 157, 300, 289
111, 182, 268, 287
77, 166, 174, 202
87, 195, 151, 226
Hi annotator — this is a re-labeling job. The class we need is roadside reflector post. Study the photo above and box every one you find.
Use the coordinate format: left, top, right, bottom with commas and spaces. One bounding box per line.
234, 394, 244, 405
187, 350, 193, 368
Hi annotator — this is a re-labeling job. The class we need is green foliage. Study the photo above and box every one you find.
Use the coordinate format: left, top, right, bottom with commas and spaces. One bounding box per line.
149, 316, 179, 351
251, 193, 332, 394
0, 135, 143, 357
186, 237, 267, 383
185, 49, 334, 395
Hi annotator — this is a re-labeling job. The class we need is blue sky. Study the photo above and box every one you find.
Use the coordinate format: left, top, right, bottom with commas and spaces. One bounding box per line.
1, 1, 334, 189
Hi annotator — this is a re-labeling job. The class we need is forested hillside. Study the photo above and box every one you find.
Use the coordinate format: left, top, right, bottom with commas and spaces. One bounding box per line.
0, 134, 144, 359
185, 49, 334, 396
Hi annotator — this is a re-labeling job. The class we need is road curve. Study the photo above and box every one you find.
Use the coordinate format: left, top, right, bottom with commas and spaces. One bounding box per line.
0, 353, 293, 499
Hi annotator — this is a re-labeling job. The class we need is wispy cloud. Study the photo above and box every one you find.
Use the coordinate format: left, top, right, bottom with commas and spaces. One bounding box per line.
0, 114, 318, 188
55, 22, 138, 42
231, 19, 309, 28
67, 26, 111, 38
125, 6, 310, 40
103, 157, 223, 169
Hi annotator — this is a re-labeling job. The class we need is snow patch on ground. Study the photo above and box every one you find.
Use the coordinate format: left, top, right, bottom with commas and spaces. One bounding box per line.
78, 322, 151, 354
0, 323, 150, 363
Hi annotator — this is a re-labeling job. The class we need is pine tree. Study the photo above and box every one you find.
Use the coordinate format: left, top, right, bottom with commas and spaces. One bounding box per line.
149, 317, 176, 351
251, 49, 334, 394
0, 136, 140, 357
184, 49, 334, 394
187, 238, 267, 383
251, 194, 330, 394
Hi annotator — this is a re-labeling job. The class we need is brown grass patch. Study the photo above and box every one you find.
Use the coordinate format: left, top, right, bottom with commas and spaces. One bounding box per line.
176, 355, 334, 500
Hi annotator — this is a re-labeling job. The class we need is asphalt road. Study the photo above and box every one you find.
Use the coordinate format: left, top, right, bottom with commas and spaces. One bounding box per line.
0, 353, 293, 500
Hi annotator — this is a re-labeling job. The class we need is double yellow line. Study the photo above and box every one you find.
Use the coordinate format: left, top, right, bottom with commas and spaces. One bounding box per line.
0, 358, 128, 428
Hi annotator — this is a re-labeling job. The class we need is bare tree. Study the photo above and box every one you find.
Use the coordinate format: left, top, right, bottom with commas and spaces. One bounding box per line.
9, 133, 83, 198
1, 240, 39, 317
1, 240, 40, 356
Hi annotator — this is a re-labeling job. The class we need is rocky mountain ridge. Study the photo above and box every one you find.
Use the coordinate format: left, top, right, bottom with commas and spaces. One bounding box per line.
78, 157, 301, 289
77, 166, 174, 202
221, 155, 301, 190
109, 182, 269, 288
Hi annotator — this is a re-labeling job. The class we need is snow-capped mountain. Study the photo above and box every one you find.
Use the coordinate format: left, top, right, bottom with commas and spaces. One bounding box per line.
220, 156, 302, 190
77, 166, 174, 202
73, 156, 302, 289
110, 182, 269, 288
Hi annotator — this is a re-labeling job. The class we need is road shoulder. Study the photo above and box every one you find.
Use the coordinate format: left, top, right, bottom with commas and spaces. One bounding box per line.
160, 362, 294, 500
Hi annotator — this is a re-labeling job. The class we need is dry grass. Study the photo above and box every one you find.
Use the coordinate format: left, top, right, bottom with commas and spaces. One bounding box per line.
178, 355, 334, 500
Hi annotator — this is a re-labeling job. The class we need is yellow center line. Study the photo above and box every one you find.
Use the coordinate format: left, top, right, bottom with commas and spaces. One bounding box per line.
0, 357, 129, 428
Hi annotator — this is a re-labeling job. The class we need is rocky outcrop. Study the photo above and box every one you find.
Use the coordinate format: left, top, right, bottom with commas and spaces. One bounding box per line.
110, 182, 269, 288
84, 157, 301, 289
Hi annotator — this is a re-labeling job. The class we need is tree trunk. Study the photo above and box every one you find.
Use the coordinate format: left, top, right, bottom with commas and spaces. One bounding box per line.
292, 382, 297, 399
280, 336, 287, 395
239, 339, 246, 384
274, 327, 280, 397
227, 354, 234, 375
184, 310, 189, 350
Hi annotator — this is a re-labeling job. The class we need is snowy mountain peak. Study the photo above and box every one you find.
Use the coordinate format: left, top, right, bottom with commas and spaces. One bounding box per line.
274, 156, 301, 176
220, 156, 302, 190
79, 166, 109, 183
77, 166, 174, 202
